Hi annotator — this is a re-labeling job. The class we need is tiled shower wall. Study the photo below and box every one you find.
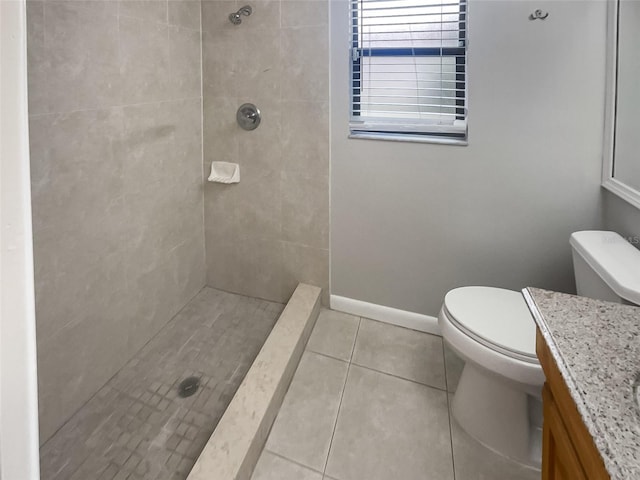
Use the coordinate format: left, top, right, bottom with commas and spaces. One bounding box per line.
202, 0, 330, 303
27, 0, 206, 443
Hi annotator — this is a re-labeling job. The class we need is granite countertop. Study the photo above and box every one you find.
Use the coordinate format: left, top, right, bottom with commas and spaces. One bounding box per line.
522, 287, 640, 480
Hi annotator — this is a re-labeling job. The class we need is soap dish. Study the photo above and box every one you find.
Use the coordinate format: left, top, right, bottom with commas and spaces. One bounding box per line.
208, 162, 240, 184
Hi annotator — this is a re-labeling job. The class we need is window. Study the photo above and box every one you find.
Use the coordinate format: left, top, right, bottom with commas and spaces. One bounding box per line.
350, 0, 467, 140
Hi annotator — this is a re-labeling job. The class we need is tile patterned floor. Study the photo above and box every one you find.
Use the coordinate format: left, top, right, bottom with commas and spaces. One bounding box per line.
40, 287, 284, 480
252, 309, 541, 480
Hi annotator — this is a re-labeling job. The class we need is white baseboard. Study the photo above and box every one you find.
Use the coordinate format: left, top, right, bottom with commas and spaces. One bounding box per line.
330, 295, 440, 335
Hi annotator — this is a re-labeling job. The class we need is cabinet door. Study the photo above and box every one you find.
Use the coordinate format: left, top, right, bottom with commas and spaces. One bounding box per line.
542, 384, 587, 480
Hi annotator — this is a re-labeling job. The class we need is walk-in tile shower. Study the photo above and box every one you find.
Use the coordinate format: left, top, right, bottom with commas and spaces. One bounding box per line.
26, 0, 329, 478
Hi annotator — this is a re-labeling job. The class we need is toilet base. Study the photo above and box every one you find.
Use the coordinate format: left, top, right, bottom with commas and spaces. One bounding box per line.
451, 362, 542, 468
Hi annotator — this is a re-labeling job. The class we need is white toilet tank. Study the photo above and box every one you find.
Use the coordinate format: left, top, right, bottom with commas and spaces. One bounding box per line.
570, 231, 640, 306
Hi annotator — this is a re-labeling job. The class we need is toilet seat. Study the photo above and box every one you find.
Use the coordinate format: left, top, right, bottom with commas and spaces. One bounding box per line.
442, 286, 538, 364
438, 286, 544, 390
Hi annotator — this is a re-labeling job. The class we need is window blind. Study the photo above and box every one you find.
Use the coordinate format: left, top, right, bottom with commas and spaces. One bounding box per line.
350, 0, 467, 137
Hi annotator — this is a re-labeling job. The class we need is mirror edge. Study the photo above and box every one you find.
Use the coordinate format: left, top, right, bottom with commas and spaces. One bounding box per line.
601, 0, 640, 210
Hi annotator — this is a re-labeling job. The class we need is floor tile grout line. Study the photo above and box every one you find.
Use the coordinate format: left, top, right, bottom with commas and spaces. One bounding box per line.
263, 448, 325, 476
320, 316, 362, 475
305, 348, 350, 365
359, 315, 443, 340
199, 285, 285, 310
442, 341, 451, 394
347, 317, 361, 364
349, 360, 449, 393
443, 341, 458, 480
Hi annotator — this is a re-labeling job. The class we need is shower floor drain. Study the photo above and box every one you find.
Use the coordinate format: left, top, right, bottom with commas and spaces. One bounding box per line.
178, 376, 201, 398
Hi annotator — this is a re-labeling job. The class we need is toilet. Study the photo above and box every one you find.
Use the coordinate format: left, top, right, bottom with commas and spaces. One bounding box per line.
438, 230, 640, 468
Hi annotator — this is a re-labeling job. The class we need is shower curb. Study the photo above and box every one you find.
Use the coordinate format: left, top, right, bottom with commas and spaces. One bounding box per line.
186, 283, 322, 480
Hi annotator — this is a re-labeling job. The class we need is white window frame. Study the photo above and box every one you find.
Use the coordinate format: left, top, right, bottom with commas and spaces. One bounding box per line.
349, 0, 468, 143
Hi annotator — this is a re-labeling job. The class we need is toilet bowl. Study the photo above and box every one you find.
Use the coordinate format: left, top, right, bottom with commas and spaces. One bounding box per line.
438, 286, 545, 468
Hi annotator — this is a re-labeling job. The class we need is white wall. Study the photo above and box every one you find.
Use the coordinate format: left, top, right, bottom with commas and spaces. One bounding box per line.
0, 0, 41, 478
330, 0, 607, 316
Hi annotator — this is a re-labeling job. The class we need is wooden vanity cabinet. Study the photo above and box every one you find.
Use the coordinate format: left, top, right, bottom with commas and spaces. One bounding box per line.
536, 329, 610, 480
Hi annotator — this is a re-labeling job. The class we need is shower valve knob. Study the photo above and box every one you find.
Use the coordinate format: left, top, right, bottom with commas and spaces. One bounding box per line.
236, 103, 261, 131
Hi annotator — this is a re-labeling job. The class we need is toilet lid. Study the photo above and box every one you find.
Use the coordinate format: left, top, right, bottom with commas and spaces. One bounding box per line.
443, 286, 537, 361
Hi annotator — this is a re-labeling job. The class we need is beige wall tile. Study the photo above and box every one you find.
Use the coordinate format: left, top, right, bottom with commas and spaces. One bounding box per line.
122, 190, 175, 274
122, 183, 201, 274
124, 234, 205, 355
121, 99, 201, 206
52, 0, 119, 17
204, 182, 241, 243
29, 109, 125, 237
26, 1, 46, 115
119, 0, 168, 23
281, 171, 329, 249
169, 0, 202, 30
171, 234, 207, 305
240, 236, 284, 301
169, 26, 202, 99
32, 222, 128, 342
281, 26, 329, 102
201, 0, 237, 43
237, 100, 282, 183
234, 27, 281, 100
205, 235, 244, 292
203, 95, 240, 162
119, 16, 171, 104
44, 2, 121, 112
281, 0, 328, 27
281, 100, 329, 178
244, 0, 281, 31
206, 234, 286, 303
235, 174, 282, 240
282, 243, 329, 303
171, 98, 204, 168
122, 102, 173, 186
202, 37, 238, 98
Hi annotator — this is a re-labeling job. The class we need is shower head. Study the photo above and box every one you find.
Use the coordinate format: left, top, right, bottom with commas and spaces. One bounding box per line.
229, 5, 252, 25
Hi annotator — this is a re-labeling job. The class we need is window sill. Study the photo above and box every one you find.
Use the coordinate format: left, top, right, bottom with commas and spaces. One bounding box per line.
349, 132, 468, 146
